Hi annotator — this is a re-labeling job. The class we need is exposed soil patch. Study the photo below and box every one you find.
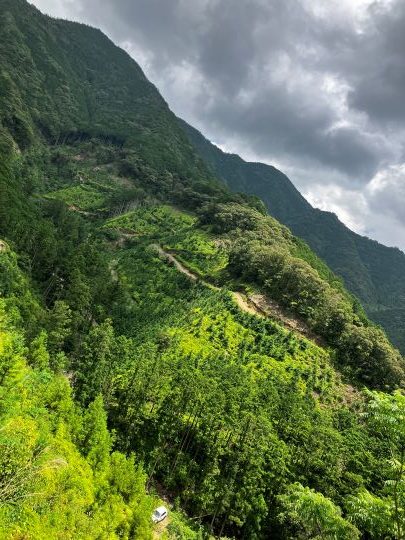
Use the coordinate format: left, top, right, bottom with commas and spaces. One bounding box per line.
247, 293, 325, 346
153, 516, 170, 539
233, 291, 263, 317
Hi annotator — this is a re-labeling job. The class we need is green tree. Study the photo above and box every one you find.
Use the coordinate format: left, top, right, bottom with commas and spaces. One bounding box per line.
82, 394, 111, 474
278, 483, 360, 539
28, 330, 50, 370
46, 300, 72, 354
347, 391, 405, 539
74, 319, 118, 405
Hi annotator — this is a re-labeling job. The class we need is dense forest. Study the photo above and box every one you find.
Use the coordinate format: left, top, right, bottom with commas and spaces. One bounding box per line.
179, 119, 405, 354
0, 1, 404, 538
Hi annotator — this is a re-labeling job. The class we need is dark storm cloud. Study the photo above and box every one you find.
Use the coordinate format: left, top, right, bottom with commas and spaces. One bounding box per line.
30, 0, 405, 248
60, 0, 403, 183
347, 1, 405, 124
201, 78, 384, 181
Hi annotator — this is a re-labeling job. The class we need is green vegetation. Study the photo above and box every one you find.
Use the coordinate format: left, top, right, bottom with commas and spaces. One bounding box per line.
198, 202, 403, 387
46, 183, 107, 210
105, 205, 227, 279
1, 1, 405, 538
2, 141, 403, 537
0, 263, 154, 539
180, 118, 405, 354
106, 205, 195, 238
278, 484, 360, 539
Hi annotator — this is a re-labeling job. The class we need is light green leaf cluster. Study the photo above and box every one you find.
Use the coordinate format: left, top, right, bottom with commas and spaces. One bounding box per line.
0, 301, 153, 539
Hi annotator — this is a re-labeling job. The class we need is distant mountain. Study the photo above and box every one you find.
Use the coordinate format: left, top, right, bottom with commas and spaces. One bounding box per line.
179, 118, 405, 352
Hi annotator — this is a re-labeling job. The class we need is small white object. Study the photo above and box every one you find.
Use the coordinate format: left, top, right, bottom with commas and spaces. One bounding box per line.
152, 505, 168, 523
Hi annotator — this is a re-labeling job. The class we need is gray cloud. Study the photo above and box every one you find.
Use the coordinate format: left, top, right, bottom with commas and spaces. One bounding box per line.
30, 0, 405, 249
367, 164, 405, 228
347, 1, 405, 124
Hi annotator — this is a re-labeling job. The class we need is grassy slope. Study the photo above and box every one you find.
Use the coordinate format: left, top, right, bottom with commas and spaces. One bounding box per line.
2, 0, 404, 359
42, 142, 404, 390
0, 0, 393, 344
1, 0, 401, 388
0, 129, 402, 539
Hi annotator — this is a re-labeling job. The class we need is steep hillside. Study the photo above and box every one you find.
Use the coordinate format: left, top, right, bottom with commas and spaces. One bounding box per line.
0, 245, 156, 539
179, 119, 405, 353
0, 0, 219, 187
4, 139, 403, 538
1, 1, 405, 538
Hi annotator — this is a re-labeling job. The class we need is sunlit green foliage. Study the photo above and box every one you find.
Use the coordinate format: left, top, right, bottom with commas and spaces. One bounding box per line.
278, 484, 360, 539
106, 205, 195, 238
1, 1, 405, 537
1, 133, 403, 537
346, 391, 405, 539
198, 202, 404, 388
46, 184, 107, 211
0, 299, 154, 539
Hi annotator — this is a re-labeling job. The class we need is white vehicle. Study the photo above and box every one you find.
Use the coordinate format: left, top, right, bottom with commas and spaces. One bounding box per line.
152, 506, 168, 523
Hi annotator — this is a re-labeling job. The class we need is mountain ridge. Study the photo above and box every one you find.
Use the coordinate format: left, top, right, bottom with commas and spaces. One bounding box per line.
179, 118, 405, 352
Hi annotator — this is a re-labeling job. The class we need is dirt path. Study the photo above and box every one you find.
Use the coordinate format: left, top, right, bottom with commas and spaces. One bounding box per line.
67, 204, 97, 216
246, 293, 325, 346
233, 291, 264, 317
154, 245, 200, 282
153, 245, 323, 346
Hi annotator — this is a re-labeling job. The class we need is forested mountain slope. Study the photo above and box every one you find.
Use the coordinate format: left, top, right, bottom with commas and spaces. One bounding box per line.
0, 0, 218, 186
0, 1, 405, 538
0, 258, 154, 538
179, 119, 405, 353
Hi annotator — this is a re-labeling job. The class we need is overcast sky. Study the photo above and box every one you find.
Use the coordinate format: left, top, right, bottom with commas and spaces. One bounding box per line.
30, 0, 405, 251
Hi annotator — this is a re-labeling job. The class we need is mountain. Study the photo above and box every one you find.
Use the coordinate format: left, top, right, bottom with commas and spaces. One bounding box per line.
179, 119, 405, 353
1, 1, 405, 538
0, 0, 220, 185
